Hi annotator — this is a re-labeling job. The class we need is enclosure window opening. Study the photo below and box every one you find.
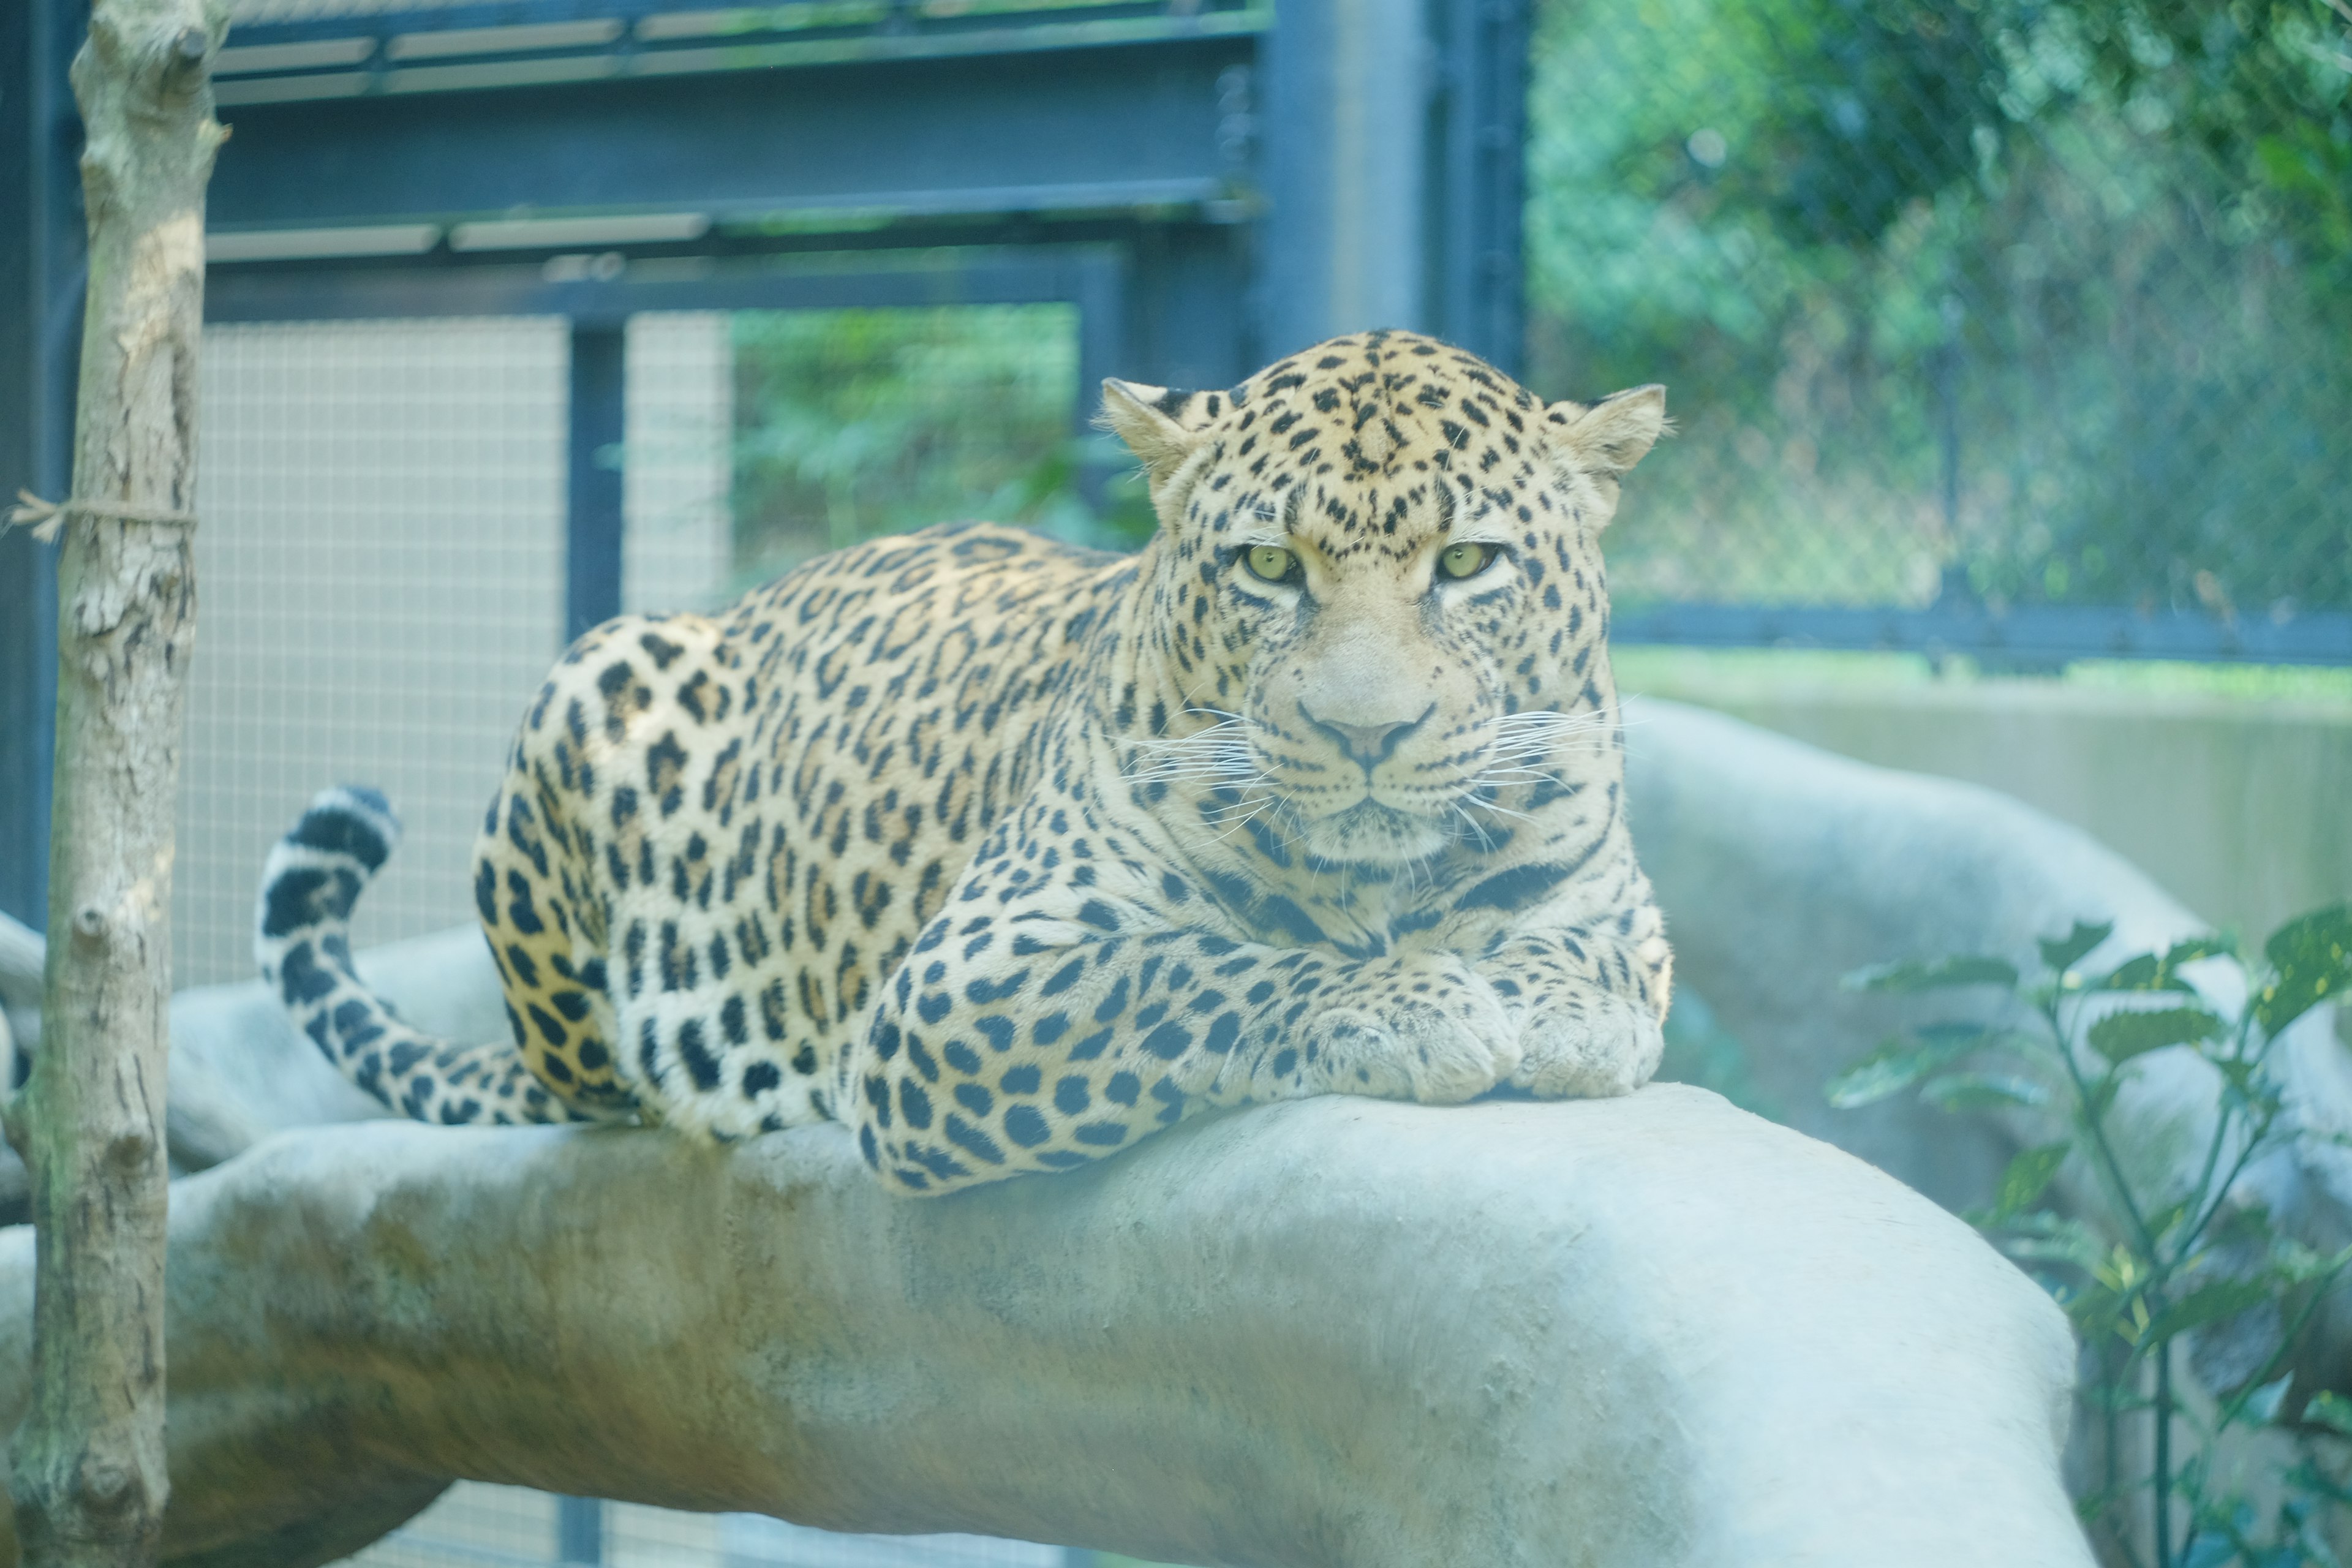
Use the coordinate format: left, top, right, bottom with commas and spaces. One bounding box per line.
728, 303, 1142, 595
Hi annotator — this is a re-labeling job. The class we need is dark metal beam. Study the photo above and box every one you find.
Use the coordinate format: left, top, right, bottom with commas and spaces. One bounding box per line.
207, 39, 1251, 236
208, 0, 1267, 102
205, 247, 1125, 330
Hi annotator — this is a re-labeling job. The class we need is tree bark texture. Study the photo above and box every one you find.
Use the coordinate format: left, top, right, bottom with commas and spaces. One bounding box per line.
5, 6, 225, 1566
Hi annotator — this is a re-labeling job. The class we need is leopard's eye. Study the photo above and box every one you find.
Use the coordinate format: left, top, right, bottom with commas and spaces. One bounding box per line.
1245, 545, 1297, 584
1438, 542, 1499, 580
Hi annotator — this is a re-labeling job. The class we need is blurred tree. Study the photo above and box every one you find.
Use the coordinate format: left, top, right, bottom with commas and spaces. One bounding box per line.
730, 303, 1150, 590
1525, 0, 2351, 614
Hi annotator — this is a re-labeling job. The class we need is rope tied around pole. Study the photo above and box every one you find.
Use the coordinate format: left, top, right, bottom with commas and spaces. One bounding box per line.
5, 490, 198, 545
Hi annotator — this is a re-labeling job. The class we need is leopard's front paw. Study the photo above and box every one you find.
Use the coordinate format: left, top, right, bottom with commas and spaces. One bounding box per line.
1309, 965, 1520, 1105
1510, 985, 1662, 1099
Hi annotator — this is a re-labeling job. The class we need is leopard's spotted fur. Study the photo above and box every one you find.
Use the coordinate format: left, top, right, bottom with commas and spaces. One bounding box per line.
256, 330, 1674, 1194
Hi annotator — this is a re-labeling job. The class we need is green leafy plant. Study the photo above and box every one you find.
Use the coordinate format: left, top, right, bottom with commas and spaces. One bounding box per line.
1828, 903, 2352, 1566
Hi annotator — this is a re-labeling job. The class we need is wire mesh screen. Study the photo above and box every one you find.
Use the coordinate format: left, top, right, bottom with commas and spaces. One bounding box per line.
179, 317, 569, 989
337, 1484, 1091, 1567
625, 313, 736, 617
186, 308, 1113, 1568
1524, 0, 2352, 624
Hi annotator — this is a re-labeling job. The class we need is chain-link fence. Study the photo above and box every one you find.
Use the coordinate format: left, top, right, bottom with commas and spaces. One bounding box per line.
1523, 0, 2351, 644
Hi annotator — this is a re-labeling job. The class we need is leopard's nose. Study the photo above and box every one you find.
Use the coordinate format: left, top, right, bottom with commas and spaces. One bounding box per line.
1325, 719, 1408, 761
1303, 706, 1430, 767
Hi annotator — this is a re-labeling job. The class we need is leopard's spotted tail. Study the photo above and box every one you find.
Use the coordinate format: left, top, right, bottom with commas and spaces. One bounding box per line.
255, 786, 595, 1126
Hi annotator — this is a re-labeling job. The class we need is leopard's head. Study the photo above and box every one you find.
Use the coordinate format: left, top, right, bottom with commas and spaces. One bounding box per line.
1104, 330, 1665, 868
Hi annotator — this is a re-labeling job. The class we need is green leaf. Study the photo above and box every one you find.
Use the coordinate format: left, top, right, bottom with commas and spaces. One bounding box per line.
2039, 920, 2114, 975
2304, 1391, 2352, 1439
2093, 953, 2166, 992
2086, 1005, 2225, 1064
1920, 1071, 2049, 1113
2255, 903, 2352, 1038
2164, 935, 2232, 969
2147, 1199, 2195, 1246
2143, 1277, 2274, 1344
1839, 955, 2020, 994
1993, 1142, 2070, 1220
2082, 1073, 2120, 1121
1995, 1213, 2106, 1272
2244, 1373, 2295, 1426
1823, 1038, 1945, 1108
2093, 934, 2231, 993
1912, 1020, 2003, 1051
2267, 1239, 2352, 1289
1823, 1023, 2003, 1109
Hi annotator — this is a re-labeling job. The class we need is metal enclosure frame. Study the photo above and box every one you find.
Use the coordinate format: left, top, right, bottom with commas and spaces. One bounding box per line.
0, 0, 1531, 932
9, 0, 2342, 937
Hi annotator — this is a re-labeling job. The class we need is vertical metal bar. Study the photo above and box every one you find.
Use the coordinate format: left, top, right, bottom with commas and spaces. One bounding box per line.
0, 0, 37, 929
1258, 0, 1431, 356
0, 0, 87, 930
1932, 291, 1973, 615
1256, 0, 1335, 359
555, 1495, 605, 1564
1482, 0, 1530, 372
1429, 0, 1528, 372
567, 320, 627, 644
1071, 244, 1131, 516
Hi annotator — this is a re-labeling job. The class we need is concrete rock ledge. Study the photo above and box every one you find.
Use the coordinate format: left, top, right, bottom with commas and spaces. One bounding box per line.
0, 1087, 2085, 1568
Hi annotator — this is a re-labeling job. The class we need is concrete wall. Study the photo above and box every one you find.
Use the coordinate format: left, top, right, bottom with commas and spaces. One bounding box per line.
1616, 655, 2352, 948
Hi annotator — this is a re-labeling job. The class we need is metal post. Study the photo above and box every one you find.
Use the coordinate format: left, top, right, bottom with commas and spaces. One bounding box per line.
0, 0, 86, 930
1424, 0, 1528, 372
555, 1496, 605, 1565
1257, 0, 1430, 357
566, 320, 627, 644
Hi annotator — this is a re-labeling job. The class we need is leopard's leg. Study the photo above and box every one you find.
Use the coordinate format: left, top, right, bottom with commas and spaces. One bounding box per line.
548, 612, 831, 1140
475, 642, 655, 1120
1477, 884, 1672, 1099
832, 805, 1522, 1196
1476, 930, 1667, 1098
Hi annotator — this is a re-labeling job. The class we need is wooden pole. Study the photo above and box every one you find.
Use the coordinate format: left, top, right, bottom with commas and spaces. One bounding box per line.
2, 1, 223, 1562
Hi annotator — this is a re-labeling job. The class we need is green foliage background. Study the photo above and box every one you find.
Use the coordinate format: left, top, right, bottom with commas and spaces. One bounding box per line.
1527, 0, 2352, 614
729, 303, 1143, 590
729, 0, 2352, 616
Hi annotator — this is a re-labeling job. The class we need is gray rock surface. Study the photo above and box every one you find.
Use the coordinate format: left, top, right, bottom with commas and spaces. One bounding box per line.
0, 1088, 2086, 1568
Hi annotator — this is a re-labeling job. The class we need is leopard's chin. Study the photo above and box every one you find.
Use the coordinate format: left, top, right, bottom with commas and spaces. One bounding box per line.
1296, 800, 1452, 866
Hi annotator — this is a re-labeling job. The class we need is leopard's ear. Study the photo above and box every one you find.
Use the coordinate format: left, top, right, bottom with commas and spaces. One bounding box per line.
1544, 385, 1670, 513
1098, 379, 1221, 488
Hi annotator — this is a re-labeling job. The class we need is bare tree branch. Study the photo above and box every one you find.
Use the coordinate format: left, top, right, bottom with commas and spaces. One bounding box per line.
1, 3, 225, 1564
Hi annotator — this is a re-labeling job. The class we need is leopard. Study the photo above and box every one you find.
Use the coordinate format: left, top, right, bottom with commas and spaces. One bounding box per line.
255, 329, 1675, 1196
